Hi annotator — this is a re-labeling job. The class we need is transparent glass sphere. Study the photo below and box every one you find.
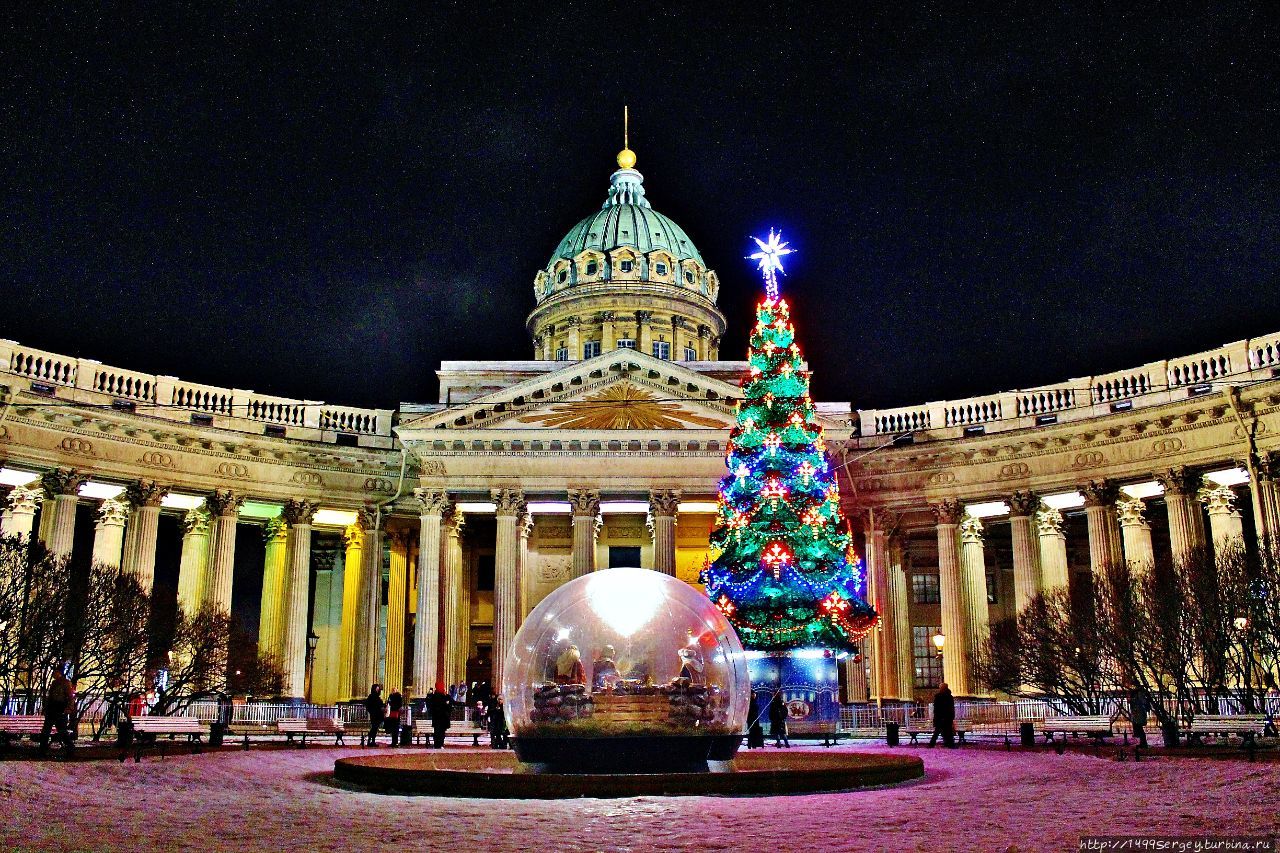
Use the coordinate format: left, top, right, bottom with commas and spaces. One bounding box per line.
504, 567, 749, 739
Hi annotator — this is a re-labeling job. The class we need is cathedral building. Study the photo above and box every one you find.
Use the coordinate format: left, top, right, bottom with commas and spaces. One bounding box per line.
2, 145, 1278, 705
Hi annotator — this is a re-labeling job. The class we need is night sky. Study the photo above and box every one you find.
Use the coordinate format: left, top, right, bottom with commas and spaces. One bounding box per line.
5, 4, 1279, 411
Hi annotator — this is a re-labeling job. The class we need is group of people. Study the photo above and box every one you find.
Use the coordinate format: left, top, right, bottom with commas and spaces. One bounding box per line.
745, 691, 792, 748
361, 682, 510, 749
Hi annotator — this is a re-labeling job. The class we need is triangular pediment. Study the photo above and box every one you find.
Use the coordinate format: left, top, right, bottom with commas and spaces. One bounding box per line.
397, 350, 742, 433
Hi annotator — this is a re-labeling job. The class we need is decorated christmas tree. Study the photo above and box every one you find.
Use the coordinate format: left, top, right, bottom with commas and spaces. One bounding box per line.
702, 230, 877, 653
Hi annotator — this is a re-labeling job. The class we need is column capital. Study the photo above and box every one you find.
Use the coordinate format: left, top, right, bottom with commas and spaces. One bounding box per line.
1116, 497, 1150, 529
95, 496, 130, 527
648, 489, 681, 517
41, 467, 85, 498
1035, 505, 1065, 537
413, 488, 451, 517
342, 522, 363, 550
444, 506, 466, 538
262, 516, 287, 543
959, 514, 984, 544
567, 488, 601, 517
356, 504, 385, 532
1200, 483, 1239, 516
387, 528, 416, 550
1008, 490, 1040, 518
5, 484, 42, 513
491, 488, 526, 517
1260, 451, 1280, 481
636, 310, 653, 324
519, 512, 534, 539
125, 479, 170, 509
182, 504, 211, 536
1155, 466, 1200, 497
281, 499, 317, 527
1080, 479, 1120, 508
931, 499, 964, 526
206, 489, 244, 517
599, 310, 616, 322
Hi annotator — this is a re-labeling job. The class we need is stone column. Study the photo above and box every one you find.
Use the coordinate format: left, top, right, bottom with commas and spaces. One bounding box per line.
1156, 467, 1207, 566
384, 529, 411, 694
932, 499, 971, 696
887, 536, 915, 701
280, 499, 317, 701
203, 490, 244, 614
1081, 480, 1123, 576
120, 480, 169, 592
39, 468, 84, 558
442, 509, 467, 686
1116, 497, 1155, 571
354, 507, 384, 694
600, 311, 617, 351
1255, 453, 1280, 543
256, 517, 288, 659
338, 523, 363, 700
1007, 491, 1042, 615
176, 504, 211, 615
637, 310, 653, 354
565, 316, 582, 359
1036, 506, 1070, 590
1201, 484, 1244, 551
698, 325, 712, 360
413, 490, 449, 698
91, 497, 129, 569
958, 512, 990, 696
845, 642, 870, 703
867, 511, 905, 702
648, 489, 680, 575
518, 511, 533, 618
491, 488, 526, 692
0, 485, 41, 539
567, 488, 600, 577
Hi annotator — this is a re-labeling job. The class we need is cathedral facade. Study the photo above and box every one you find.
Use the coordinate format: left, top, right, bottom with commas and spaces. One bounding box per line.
2, 148, 1278, 704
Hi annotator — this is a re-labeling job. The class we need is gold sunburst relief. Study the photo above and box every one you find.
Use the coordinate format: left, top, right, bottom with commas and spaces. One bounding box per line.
517, 382, 728, 430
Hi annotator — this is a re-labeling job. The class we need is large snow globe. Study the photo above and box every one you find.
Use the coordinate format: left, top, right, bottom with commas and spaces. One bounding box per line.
504, 567, 749, 772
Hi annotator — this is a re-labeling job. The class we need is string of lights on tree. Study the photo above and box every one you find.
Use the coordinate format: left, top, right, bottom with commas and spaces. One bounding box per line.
701, 230, 878, 652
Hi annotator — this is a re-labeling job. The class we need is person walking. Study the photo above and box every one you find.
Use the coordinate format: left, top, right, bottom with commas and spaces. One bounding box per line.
746, 693, 766, 749
1127, 684, 1149, 748
488, 695, 509, 749
363, 684, 385, 747
386, 689, 404, 747
38, 667, 75, 758
768, 691, 790, 748
929, 682, 956, 748
429, 682, 453, 749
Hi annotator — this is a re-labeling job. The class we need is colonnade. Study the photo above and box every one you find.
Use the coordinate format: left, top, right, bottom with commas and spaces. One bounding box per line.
864, 463, 1280, 701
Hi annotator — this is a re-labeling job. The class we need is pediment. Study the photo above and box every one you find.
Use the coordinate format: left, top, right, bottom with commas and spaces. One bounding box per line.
397, 350, 741, 433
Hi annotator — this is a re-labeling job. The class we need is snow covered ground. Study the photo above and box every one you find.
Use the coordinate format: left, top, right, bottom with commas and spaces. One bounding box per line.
2, 743, 1276, 852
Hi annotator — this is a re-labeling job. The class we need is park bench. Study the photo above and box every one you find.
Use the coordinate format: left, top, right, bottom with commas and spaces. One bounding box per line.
125, 717, 209, 762
902, 720, 971, 746
1183, 715, 1268, 747
0, 715, 47, 747
1041, 715, 1113, 750
277, 716, 346, 747
410, 718, 484, 747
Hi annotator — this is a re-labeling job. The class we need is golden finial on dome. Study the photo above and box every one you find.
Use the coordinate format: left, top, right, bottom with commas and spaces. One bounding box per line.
617, 104, 636, 170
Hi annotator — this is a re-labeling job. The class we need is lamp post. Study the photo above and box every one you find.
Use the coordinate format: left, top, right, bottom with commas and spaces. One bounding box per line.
1235, 616, 1253, 713
304, 631, 320, 703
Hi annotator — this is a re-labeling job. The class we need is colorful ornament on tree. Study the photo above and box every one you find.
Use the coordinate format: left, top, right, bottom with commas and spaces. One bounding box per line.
702, 230, 877, 653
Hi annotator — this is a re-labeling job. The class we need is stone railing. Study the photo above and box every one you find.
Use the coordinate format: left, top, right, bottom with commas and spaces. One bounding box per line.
859, 332, 1280, 439
0, 339, 394, 446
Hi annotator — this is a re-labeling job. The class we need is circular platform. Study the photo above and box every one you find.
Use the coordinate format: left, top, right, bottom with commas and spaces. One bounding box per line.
332, 750, 924, 798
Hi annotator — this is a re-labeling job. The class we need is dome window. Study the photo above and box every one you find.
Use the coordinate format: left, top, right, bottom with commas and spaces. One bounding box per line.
583, 341, 601, 359
655, 262, 667, 276
558, 269, 568, 284
652, 341, 671, 360
619, 260, 633, 273
685, 270, 695, 284
556, 346, 569, 362
683, 345, 697, 362
586, 261, 599, 276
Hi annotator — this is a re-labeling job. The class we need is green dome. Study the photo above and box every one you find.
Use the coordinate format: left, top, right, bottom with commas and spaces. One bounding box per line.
547, 168, 706, 269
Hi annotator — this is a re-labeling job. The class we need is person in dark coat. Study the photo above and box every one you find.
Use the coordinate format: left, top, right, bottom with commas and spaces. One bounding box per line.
428, 682, 453, 749
488, 695, 509, 749
768, 691, 790, 747
38, 667, 75, 757
929, 682, 956, 748
746, 693, 766, 749
363, 684, 385, 747
386, 689, 404, 747
1127, 685, 1149, 748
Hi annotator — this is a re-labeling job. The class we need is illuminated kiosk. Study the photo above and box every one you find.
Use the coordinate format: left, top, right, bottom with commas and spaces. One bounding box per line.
504, 567, 749, 773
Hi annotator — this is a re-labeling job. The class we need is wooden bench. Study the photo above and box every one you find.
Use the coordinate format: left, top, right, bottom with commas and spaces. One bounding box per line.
125, 717, 209, 762
411, 719, 484, 747
903, 720, 971, 745
0, 715, 47, 747
1041, 715, 1113, 750
1183, 715, 1268, 747
277, 717, 345, 747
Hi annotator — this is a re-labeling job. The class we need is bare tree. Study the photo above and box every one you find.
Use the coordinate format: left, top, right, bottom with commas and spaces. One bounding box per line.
226, 619, 284, 698
67, 564, 151, 737
149, 602, 230, 717
0, 537, 71, 712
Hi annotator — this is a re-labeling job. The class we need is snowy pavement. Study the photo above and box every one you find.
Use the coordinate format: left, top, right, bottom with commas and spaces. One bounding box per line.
2, 743, 1276, 852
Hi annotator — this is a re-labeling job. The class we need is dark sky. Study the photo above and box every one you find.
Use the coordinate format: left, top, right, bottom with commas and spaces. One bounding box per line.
4, 3, 1279, 411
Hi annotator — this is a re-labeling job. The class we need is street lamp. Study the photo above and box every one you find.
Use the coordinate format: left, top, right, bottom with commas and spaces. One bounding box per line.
304, 631, 320, 701
932, 631, 946, 657
1235, 616, 1254, 711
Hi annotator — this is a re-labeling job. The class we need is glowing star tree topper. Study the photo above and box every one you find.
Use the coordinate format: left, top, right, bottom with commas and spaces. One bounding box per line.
702, 230, 877, 653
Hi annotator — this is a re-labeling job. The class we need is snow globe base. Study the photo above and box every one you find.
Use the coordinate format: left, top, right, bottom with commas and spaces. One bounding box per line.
511, 733, 744, 773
